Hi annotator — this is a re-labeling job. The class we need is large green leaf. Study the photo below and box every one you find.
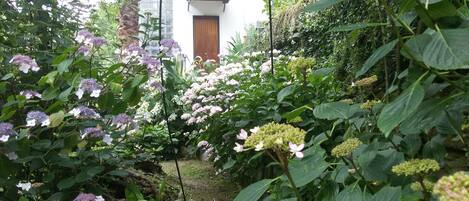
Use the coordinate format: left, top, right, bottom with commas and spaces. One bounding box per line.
372, 186, 401, 201
423, 28, 469, 70
277, 85, 295, 103
336, 186, 364, 201
288, 149, 328, 187
234, 179, 274, 201
402, 33, 432, 62
304, 0, 346, 12
282, 105, 313, 121
356, 39, 398, 77
125, 183, 145, 201
378, 80, 425, 137
313, 102, 352, 120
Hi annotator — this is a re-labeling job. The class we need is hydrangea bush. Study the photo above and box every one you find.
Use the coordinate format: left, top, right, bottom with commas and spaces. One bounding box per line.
0, 26, 178, 200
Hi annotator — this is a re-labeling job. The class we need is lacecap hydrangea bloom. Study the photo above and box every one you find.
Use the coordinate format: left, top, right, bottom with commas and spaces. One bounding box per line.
243, 123, 305, 154
360, 100, 381, 110
112, 113, 138, 130
331, 138, 362, 158
433, 171, 469, 201
353, 75, 378, 87
76, 78, 103, 99
16, 182, 32, 191
392, 159, 440, 177
75, 29, 107, 55
20, 90, 42, 99
0, 122, 16, 142
10, 55, 40, 73
69, 106, 101, 119
26, 111, 50, 127
73, 193, 105, 201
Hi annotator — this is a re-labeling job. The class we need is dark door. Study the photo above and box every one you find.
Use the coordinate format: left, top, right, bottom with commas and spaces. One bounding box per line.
193, 16, 219, 62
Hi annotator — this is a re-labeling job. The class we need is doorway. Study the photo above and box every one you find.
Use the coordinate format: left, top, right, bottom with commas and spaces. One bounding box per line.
193, 16, 220, 62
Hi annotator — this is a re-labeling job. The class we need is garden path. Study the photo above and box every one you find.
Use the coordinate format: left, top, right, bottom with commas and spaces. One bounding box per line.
160, 160, 239, 201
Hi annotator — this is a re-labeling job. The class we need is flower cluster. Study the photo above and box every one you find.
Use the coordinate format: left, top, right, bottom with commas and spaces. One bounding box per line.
75, 30, 107, 56
240, 123, 306, 158
112, 113, 138, 131
69, 106, 101, 119
433, 171, 469, 201
73, 193, 105, 201
26, 111, 50, 127
9, 55, 40, 73
410, 179, 434, 192
180, 63, 248, 125
80, 127, 111, 145
331, 138, 362, 158
360, 100, 381, 110
391, 159, 440, 177
159, 38, 180, 57
76, 78, 103, 99
20, 90, 42, 99
353, 75, 378, 87
0, 122, 16, 142
121, 44, 162, 75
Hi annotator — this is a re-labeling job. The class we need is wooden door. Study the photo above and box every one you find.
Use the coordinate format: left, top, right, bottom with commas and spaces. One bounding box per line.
193, 16, 220, 62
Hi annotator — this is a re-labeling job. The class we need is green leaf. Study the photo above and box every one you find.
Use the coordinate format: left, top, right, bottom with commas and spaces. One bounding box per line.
49, 111, 64, 128
288, 151, 328, 187
125, 183, 145, 201
372, 186, 401, 201
31, 140, 51, 150
1, 73, 14, 80
329, 22, 387, 32
57, 58, 73, 73
337, 186, 364, 201
57, 177, 75, 190
378, 80, 425, 137
423, 28, 469, 70
402, 33, 432, 62
58, 87, 73, 101
304, 0, 346, 12
277, 85, 295, 103
234, 179, 274, 201
356, 39, 398, 77
282, 105, 313, 121
107, 170, 129, 177
313, 102, 352, 120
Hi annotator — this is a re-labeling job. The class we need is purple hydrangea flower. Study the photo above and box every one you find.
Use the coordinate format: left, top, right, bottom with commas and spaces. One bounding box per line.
150, 81, 166, 92
89, 37, 107, 47
76, 79, 103, 99
26, 111, 50, 127
81, 127, 105, 139
20, 90, 42, 100
140, 55, 161, 74
159, 39, 180, 57
73, 193, 105, 201
9, 55, 40, 73
123, 44, 146, 57
0, 122, 16, 142
77, 46, 91, 56
69, 106, 101, 119
75, 30, 93, 43
160, 39, 179, 49
112, 114, 138, 130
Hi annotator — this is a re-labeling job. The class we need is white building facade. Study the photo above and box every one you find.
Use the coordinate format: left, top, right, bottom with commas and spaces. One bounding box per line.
140, 0, 266, 63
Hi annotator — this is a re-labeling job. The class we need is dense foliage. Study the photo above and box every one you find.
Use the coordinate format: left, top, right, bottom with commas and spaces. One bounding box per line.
177, 0, 469, 200
0, 1, 179, 200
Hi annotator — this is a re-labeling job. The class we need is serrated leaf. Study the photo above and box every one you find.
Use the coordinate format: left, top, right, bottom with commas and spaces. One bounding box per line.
313, 102, 352, 120
49, 111, 64, 128
57, 59, 73, 73
277, 85, 295, 103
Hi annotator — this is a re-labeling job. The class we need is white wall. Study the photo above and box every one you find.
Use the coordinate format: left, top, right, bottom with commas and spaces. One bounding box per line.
173, 0, 266, 62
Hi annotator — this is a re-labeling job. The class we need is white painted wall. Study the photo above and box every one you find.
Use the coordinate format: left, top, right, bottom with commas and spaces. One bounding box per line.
172, 0, 266, 62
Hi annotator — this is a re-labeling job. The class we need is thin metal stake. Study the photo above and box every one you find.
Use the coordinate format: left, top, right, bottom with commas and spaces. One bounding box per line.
157, 0, 187, 200
268, 0, 275, 75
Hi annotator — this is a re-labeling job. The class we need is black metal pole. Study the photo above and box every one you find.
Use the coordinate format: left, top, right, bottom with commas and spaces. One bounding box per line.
157, 0, 187, 200
268, 0, 275, 75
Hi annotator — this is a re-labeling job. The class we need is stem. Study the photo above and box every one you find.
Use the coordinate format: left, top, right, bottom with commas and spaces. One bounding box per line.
343, 156, 374, 193
268, 151, 304, 201
418, 176, 431, 201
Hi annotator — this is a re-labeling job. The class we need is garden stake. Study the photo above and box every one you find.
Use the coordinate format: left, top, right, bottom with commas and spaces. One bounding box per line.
268, 0, 275, 75
157, 0, 187, 200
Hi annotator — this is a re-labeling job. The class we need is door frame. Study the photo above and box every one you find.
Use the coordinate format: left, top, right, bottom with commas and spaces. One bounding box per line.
192, 15, 220, 61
